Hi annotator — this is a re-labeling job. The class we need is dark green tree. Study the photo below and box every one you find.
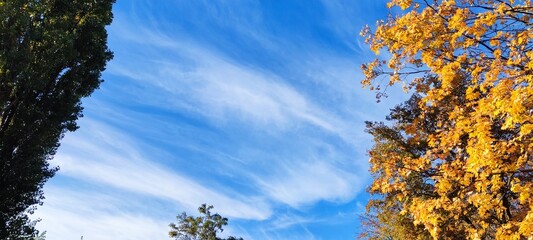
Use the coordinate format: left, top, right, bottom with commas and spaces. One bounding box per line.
169, 204, 243, 240
0, 0, 114, 238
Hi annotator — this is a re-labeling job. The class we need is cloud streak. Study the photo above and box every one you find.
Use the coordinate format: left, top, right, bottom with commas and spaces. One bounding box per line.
36, 187, 169, 240
54, 119, 272, 220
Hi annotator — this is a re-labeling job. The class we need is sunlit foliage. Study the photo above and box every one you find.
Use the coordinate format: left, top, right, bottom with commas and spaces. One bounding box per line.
361, 0, 533, 238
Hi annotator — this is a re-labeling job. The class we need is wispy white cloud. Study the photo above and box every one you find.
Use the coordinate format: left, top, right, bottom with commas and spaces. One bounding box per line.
54, 119, 272, 220
256, 160, 362, 207
106, 21, 370, 150
269, 214, 318, 230
103, 24, 372, 210
35, 187, 169, 240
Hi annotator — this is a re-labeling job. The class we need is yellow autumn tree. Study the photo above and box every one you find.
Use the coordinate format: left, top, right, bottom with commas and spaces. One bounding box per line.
361, 0, 533, 239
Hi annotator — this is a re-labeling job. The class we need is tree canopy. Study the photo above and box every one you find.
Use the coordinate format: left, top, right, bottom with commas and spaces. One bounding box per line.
0, 0, 114, 238
169, 204, 243, 240
361, 0, 533, 239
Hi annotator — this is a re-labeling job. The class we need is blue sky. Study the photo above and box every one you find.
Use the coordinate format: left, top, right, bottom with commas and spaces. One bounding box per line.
35, 1, 407, 239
